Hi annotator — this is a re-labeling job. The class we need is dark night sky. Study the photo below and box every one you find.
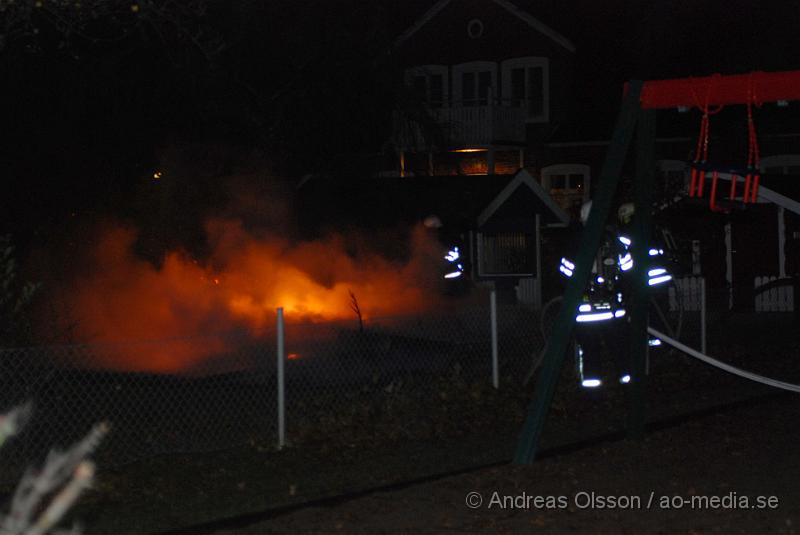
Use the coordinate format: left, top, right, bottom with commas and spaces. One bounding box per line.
2, 0, 799, 255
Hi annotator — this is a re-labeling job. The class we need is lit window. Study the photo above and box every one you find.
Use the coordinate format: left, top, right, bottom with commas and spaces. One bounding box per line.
540, 164, 591, 214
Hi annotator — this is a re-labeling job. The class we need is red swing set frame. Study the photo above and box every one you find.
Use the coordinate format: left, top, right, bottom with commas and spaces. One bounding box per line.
628, 70, 800, 212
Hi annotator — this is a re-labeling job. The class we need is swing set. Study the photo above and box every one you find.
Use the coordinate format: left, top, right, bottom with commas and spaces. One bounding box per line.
514, 69, 800, 464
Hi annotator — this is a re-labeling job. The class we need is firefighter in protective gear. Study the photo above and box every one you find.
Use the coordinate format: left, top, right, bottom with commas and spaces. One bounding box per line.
559, 201, 672, 388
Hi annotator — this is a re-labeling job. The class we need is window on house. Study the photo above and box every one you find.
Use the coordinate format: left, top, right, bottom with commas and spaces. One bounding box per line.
461, 71, 493, 106
481, 232, 535, 275
527, 66, 544, 117
429, 74, 444, 106
454, 61, 497, 107
550, 174, 566, 189
413, 76, 427, 99
477, 71, 492, 105
462, 72, 476, 106
760, 155, 800, 175
510, 68, 525, 106
405, 65, 449, 108
541, 164, 591, 213
543, 170, 586, 190
502, 57, 549, 122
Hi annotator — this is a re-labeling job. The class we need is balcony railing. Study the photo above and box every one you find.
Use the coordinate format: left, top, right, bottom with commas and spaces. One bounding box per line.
393, 99, 528, 151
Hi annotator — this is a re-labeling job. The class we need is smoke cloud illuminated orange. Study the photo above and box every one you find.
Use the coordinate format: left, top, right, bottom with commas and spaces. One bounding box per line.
51, 218, 448, 374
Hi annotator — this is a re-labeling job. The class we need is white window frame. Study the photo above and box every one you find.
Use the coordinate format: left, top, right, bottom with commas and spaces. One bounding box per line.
760, 154, 800, 174
540, 164, 590, 202
501, 57, 549, 123
452, 61, 498, 107
404, 65, 449, 107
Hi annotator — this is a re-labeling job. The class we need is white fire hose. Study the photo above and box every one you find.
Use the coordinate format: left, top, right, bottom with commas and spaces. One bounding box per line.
648, 327, 800, 394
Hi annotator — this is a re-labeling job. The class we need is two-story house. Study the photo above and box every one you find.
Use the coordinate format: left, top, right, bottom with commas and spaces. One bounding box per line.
387, 0, 589, 214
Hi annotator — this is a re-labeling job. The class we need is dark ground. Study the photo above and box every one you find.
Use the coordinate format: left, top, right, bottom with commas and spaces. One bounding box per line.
233, 394, 800, 535
44, 313, 800, 533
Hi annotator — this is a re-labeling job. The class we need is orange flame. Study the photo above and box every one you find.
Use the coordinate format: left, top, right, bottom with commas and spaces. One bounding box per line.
50, 218, 446, 374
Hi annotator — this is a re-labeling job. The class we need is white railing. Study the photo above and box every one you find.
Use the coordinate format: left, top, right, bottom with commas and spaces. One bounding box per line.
754, 276, 795, 312
393, 99, 527, 150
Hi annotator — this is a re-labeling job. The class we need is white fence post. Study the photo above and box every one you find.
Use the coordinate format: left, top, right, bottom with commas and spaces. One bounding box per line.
277, 307, 286, 450
490, 290, 499, 389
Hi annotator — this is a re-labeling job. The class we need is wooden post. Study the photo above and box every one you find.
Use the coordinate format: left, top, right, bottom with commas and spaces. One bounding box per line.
513, 81, 643, 464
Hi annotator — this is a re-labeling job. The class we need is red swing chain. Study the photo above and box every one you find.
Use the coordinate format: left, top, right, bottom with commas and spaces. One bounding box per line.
689, 75, 724, 201
689, 74, 762, 210
744, 77, 762, 203
689, 109, 710, 197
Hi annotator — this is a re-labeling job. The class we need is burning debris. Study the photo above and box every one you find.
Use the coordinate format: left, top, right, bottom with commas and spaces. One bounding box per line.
44, 217, 448, 374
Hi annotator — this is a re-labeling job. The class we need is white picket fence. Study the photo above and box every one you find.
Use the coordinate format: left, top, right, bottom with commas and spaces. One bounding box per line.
669, 276, 705, 312
754, 276, 795, 312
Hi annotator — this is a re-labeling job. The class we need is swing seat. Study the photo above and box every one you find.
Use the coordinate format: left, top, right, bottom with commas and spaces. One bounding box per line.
688, 162, 760, 211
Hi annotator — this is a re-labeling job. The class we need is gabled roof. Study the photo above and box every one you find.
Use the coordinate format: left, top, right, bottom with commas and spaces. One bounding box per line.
393, 0, 576, 53
478, 169, 570, 227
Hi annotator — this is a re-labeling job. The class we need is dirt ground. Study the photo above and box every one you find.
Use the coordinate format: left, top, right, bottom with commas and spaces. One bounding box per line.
220, 394, 800, 534
51, 313, 800, 534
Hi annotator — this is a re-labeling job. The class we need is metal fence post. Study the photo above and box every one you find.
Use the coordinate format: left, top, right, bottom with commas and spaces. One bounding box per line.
701, 277, 707, 355
490, 290, 499, 389
277, 307, 286, 450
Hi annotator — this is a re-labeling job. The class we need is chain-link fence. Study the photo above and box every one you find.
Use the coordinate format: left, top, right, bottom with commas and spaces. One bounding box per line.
3, 277, 790, 487
0, 295, 547, 481
0, 331, 278, 475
